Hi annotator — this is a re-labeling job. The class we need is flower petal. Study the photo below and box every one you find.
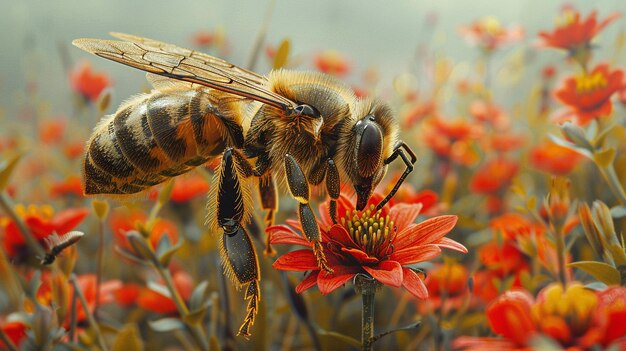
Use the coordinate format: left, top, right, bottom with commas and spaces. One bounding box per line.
296, 271, 320, 293
402, 267, 428, 299
341, 247, 379, 264
267, 225, 311, 247
273, 250, 319, 271
389, 203, 422, 231
363, 260, 403, 287
52, 207, 90, 234
390, 244, 441, 265
329, 224, 359, 248
317, 266, 358, 294
434, 237, 468, 253
394, 215, 458, 251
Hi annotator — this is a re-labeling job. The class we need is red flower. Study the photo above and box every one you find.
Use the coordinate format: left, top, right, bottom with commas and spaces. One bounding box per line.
1, 205, 89, 262
402, 100, 438, 129
470, 158, 518, 194
50, 176, 84, 198
529, 140, 584, 175
554, 64, 625, 125
170, 173, 210, 203
137, 270, 193, 314
109, 208, 178, 255
455, 283, 626, 350
459, 16, 524, 51
70, 61, 111, 102
538, 9, 621, 52
269, 194, 466, 299
469, 100, 510, 130
0, 319, 28, 349
38, 117, 67, 145
421, 116, 482, 166
313, 50, 351, 76
62, 140, 85, 160
424, 262, 470, 312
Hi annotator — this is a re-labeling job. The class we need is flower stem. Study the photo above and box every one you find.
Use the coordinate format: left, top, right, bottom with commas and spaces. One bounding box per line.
554, 225, 567, 287
597, 162, 626, 206
69, 274, 108, 351
94, 219, 104, 318
355, 275, 379, 351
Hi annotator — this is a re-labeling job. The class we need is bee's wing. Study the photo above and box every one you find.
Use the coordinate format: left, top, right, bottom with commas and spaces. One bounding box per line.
72, 34, 297, 112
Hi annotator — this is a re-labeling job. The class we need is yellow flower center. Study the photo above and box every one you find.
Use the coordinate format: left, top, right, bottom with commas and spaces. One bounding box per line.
531, 283, 597, 333
556, 9, 577, 28
341, 205, 395, 259
479, 16, 502, 35
575, 71, 607, 93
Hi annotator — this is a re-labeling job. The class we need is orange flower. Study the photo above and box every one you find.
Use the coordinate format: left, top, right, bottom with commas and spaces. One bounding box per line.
538, 9, 621, 52
421, 116, 482, 166
62, 140, 85, 160
137, 270, 193, 314
479, 241, 528, 277
490, 213, 543, 241
70, 61, 111, 102
459, 16, 524, 51
170, 173, 210, 203
455, 284, 626, 350
554, 64, 625, 125
486, 132, 527, 153
0, 319, 27, 349
424, 262, 470, 312
469, 100, 510, 130
191, 29, 228, 53
50, 176, 84, 198
402, 100, 437, 129
470, 158, 518, 194
313, 50, 351, 76
38, 117, 67, 145
269, 194, 466, 298
110, 208, 179, 254
1, 204, 89, 262
529, 140, 584, 175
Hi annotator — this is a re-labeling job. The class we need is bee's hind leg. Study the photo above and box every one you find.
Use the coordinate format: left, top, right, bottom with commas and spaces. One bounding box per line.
216, 147, 260, 336
284, 154, 333, 273
258, 173, 277, 255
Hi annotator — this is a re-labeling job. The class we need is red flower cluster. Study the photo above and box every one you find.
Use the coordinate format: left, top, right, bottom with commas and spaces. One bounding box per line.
538, 9, 621, 52
70, 61, 111, 103
269, 194, 466, 299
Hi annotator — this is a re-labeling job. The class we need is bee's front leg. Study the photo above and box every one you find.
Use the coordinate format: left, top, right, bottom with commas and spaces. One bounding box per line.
376, 141, 417, 211
215, 147, 260, 336
325, 159, 340, 224
284, 154, 333, 273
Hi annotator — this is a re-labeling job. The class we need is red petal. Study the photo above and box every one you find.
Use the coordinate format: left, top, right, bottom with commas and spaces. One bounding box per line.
363, 260, 403, 287
394, 215, 458, 251
329, 224, 359, 248
273, 250, 319, 271
267, 225, 311, 247
317, 266, 358, 294
434, 237, 468, 253
52, 207, 89, 234
286, 219, 302, 232
296, 271, 320, 293
25, 216, 54, 239
341, 247, 379, 264
402, 267, 428, 299
389, 203, 422, 231
390, 244, 441, 265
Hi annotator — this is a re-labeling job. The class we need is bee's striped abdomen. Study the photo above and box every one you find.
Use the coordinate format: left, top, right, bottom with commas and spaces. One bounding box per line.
83, 88, 242, 195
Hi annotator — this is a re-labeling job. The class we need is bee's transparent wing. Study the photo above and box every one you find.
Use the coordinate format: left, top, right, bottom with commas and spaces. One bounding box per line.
72, 34, 297, 112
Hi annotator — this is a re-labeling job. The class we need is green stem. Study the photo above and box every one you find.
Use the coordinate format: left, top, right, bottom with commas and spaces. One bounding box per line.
355, 275, 379, 351
69, 274, 108, 351
597, 162, 626, 206
95, 220, 104, 318
0, 192, 45, 258
554, 225, 567, 287
152, 254, 209, 351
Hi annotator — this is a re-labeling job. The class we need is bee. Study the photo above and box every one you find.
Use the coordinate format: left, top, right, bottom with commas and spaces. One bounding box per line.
41, 231, 84, 265
73, 33, 416, 336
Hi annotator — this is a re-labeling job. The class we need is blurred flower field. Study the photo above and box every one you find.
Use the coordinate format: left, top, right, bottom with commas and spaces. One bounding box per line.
1, 3, 626, 351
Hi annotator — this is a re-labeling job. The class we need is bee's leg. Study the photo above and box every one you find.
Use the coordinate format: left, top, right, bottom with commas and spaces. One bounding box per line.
284, 154, 332, 273
376, 141, 417, 211
325, 159, 340, 224
216, 148, 259, 336
258, 173, 278, 255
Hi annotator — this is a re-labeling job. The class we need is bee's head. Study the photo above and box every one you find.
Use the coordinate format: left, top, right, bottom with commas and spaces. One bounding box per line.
351, 114, 386, 210
341, 100, 397, 211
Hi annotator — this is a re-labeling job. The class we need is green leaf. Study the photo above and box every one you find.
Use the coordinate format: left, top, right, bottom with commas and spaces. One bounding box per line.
593, 148, 616, 168
610, 206, 626, 219
548, 134, 592, 158
158, 238, 184, 267
560, 123, 594, 151
183, 306, 208, 326
112, 324, 143, 351
189, 281, 209, 311
0, 154, 22, 191
149, 318, 185, 332
127, 231, 156, 261
272, 39, 291, 69
568, 261, 620, 285
114, 246, 149, 265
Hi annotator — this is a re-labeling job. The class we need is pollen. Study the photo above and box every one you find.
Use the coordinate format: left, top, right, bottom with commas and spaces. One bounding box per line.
341, 205, 395, 259
575, 71, 608, 93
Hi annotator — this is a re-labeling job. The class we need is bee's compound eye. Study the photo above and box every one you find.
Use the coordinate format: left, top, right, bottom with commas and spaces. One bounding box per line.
294, 104, 321, 118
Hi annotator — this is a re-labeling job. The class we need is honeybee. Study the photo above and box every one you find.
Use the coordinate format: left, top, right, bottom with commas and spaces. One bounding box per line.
73, 33, 416, 336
